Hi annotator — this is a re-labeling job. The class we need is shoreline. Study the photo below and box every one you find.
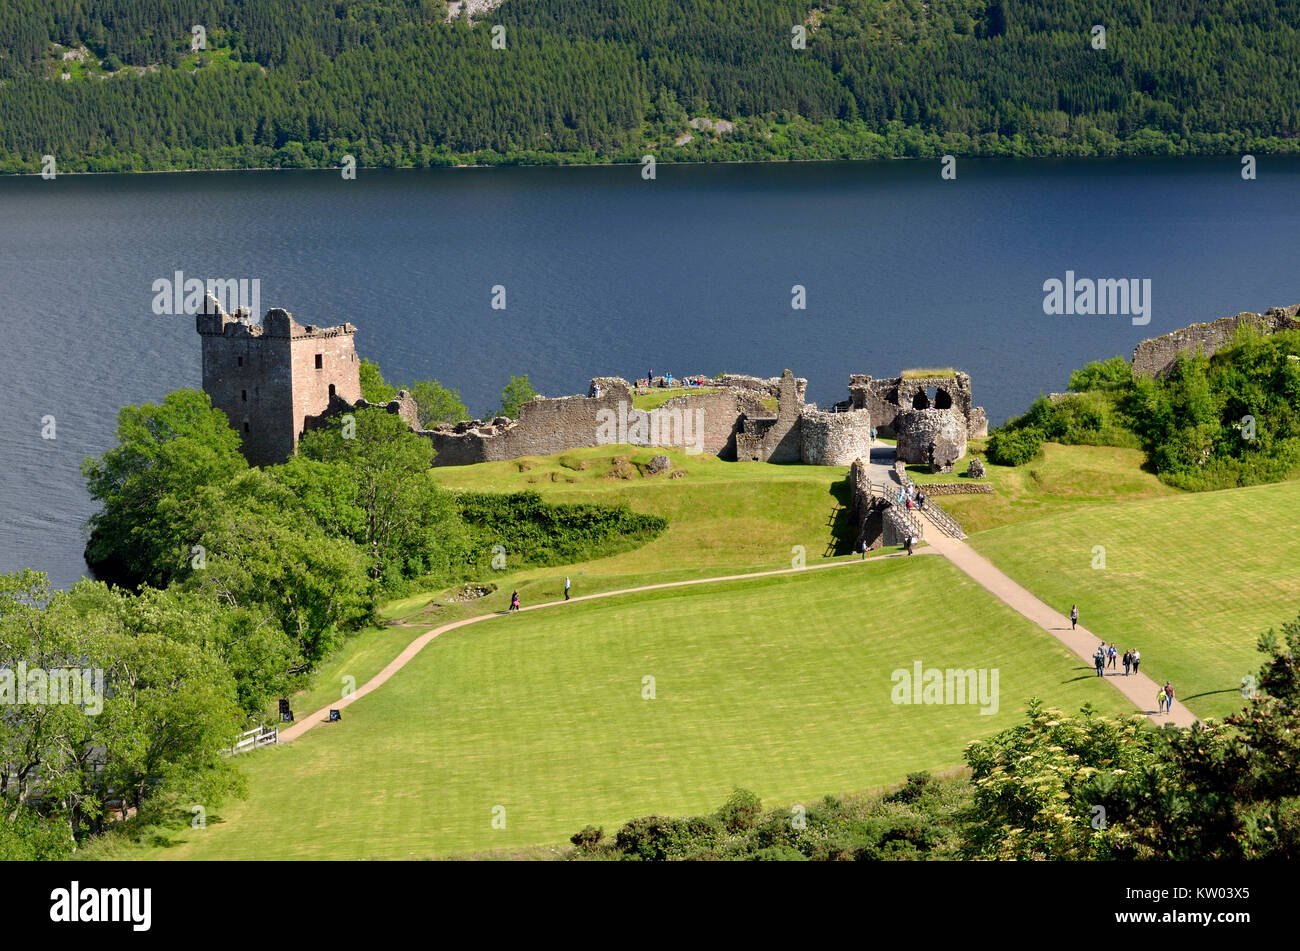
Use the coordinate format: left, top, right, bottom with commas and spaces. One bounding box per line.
5, 149, 1299, 179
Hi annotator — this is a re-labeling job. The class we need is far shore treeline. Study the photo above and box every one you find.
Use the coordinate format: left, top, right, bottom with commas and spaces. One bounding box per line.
2, 0, 1299, 174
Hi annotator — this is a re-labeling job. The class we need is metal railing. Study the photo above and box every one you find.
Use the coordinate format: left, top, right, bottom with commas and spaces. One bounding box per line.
922, 499, 966, 539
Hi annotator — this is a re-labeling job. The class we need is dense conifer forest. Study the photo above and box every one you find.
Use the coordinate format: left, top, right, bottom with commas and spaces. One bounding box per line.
1, 0, 1298, 173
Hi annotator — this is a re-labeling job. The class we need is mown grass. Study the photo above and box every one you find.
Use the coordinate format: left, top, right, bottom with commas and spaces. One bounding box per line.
907, 441, 1178, 534
281, 443, 1176, 731
969, 479, 1300, 720
122, 557, 1131, 860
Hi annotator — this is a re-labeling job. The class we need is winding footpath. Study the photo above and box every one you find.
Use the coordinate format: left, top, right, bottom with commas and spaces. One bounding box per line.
916, 508, 1197, 727
278, 482, 1196, 744
279, 549, 926, 743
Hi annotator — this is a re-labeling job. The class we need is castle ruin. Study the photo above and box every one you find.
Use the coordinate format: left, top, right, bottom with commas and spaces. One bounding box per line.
1131, 304, 1300, 377
196, 295, 362, 467
197, 300, 984, 472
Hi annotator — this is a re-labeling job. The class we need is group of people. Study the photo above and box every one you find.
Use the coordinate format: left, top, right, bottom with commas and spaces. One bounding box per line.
896, 483, 926, 511
639, 371, 709, 389
1076, 603, 1174, 714
1092, 641, 1142, 677
506, 576, 572, 614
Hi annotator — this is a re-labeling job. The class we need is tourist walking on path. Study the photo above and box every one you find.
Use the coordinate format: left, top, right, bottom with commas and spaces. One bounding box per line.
1108, 643, 1118, 669
1070, 604, 1079, 629
509, 590, 520, 612
1094, 647, 1105, 677
860, 539, 868, 560
1156, 687, 1167, 713
1132, 649, 1141, 674
1123, 649, 1132, 676
564, 576, 571, 600
905, 535, 915, 556
870, 427, 877, 442
1163, 681, 1175, 712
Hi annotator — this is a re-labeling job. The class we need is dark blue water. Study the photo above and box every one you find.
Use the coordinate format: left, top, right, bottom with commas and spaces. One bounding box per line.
2, 157, 1299, 587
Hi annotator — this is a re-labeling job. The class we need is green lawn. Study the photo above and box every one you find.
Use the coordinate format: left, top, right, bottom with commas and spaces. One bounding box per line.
432, 444, 860, 580
631, 388, 779, 413
278, 443, 1175, 733
909, 442, 1178, 534
969, 479, 1300, 720
126, 557, 1130, 860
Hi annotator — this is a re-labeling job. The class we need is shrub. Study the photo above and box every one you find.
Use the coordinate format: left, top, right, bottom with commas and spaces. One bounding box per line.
613, 815, 724, 861
1068, 356, 1133, 392
986, 426, 1044, 466
570, 825, 604, 852
716, 788, 763, 833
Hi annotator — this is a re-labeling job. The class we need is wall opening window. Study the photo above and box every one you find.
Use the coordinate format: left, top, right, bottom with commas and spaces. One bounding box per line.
237, 356, 243, 367
315, 354, 323, 369
243, 421, 250, 433
241, 389, 247, 402
328, 383, 336, 398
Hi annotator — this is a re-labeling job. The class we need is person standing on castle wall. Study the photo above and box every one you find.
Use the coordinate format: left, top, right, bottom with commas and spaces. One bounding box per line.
564, 576, 571, 600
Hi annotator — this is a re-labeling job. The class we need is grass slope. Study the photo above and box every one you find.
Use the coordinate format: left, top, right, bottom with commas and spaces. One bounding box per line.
970, 479, 1300, 720
909, 442, 1178, 534
131, 557, 1130, 860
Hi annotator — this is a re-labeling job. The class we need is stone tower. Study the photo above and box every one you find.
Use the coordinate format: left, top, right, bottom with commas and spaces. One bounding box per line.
196, 295, 362, 466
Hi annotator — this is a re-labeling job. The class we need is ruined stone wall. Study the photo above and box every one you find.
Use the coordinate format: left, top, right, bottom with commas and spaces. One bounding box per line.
848, 371, 985, 438
713, 372, 807, 403
911, 482, 994, 496
1131, 305, 1300, 378
427, 377, 770, 466
895, 409, 968, 473
798, 408, 872, 466
734, 369, 804, 462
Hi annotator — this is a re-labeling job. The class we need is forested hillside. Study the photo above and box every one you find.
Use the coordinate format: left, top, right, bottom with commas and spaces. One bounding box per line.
1, 0, 1298, 172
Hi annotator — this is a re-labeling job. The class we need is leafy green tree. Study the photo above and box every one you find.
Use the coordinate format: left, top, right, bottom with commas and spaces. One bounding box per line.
81, 389, 246, 588
359, 357, 397, 404
496, 374, 539, 419
297, 409, 470, 585
406, 379, 469, 428
184, 469, 375, 665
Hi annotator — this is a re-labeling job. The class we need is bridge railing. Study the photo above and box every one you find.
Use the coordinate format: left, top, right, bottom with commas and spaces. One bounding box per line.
922, 499, 966, 540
